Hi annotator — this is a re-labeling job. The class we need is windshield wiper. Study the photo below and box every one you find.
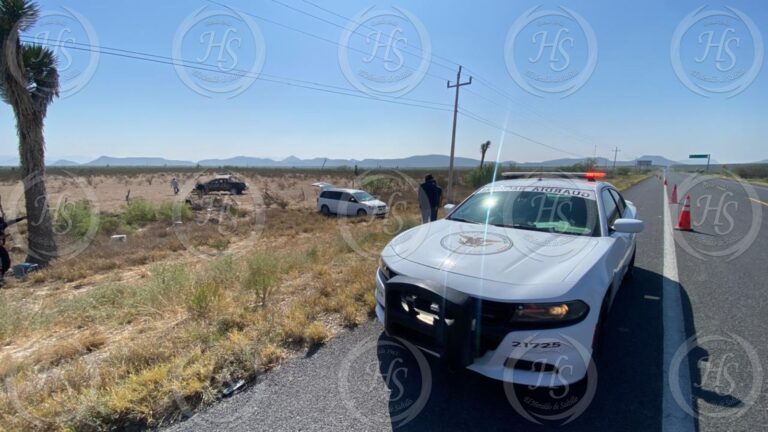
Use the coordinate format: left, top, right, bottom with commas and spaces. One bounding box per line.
506, 223, 546, 232
449, 217, 480, 224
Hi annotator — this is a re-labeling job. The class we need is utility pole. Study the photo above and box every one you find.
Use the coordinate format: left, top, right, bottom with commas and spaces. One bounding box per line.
446, 65, 472, 204
612, 147, 621, 170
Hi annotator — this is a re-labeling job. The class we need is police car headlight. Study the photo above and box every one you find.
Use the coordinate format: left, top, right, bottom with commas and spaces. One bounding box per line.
512, 301, 589, 323
378, 257, 392, 280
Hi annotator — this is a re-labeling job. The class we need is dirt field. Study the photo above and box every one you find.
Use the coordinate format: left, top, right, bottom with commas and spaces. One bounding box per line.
0, 170, 361, 214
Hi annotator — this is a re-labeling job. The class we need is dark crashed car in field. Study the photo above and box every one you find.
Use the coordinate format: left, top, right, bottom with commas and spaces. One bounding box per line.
194, 175, 248, 195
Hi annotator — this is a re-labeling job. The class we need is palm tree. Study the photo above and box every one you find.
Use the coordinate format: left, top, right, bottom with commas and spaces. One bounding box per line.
479, 140, 491, 168
1, 0, 59, 265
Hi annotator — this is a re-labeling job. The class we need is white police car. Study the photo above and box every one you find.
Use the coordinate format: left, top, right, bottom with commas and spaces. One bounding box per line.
375, 172, 643, 386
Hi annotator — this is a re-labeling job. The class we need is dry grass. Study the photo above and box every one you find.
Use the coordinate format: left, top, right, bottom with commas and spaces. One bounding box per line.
0, 169, 648, 431
0, 174, 420, 431
606, 172, 653, 191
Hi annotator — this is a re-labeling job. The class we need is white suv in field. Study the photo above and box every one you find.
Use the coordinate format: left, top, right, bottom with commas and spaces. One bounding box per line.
317, 187, 389, 217
375, 172, 643, 386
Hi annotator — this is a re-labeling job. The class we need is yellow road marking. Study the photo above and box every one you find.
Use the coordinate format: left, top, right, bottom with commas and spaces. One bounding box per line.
749, 197, 768, 207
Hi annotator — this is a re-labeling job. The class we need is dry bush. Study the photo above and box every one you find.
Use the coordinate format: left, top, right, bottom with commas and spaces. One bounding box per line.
0, 199, 420, 431
241, 254, 280, 307
262, 187, 288, 209
30, 330, 107, 367
305, 322, 329, 345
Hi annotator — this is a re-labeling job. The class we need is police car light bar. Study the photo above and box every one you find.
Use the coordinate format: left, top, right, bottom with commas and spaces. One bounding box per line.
501, 172, 607, 181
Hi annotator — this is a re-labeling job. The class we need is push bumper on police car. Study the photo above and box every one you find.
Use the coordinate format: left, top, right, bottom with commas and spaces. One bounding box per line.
375, 268, 597, 387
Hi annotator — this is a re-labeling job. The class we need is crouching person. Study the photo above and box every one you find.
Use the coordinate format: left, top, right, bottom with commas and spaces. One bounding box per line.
0, 215, 26, 286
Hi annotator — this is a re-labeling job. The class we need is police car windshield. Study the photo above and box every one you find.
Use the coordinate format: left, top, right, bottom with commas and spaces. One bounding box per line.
353, 192, 375, 202
448, 190, 600, 236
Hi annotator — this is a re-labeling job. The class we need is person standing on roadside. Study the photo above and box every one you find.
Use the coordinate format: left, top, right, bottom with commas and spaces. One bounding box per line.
0, 214, 26, 286
170, 177, 180, 195
418, 174, 442, 223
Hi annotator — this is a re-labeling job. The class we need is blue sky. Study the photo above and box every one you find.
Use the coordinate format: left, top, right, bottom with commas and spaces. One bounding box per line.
1, 0, 766, 164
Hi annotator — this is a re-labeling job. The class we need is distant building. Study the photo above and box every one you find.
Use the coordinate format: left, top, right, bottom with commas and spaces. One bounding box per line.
636, 160, 653, 168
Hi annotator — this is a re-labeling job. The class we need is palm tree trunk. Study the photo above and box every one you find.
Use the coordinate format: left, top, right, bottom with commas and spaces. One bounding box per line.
3, 31, 58, 266
12, 101, 57, 265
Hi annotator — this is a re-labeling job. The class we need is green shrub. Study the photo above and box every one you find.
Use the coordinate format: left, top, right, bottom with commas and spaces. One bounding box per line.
55, 200, 98, 238
186, 280, 223, 319
117, 264, 192, 315
465, 164, 498, 188
362, 177, 393, 196
99, 214, 128, 235
124, 199, 157, 226
242, 254, 280, 307
207, 256, 237, 287
157, 202, 194, 223
734, 164, 768, 179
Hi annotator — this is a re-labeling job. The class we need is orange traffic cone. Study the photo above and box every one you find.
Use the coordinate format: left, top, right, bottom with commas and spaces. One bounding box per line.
675, 194, 693, 231
670, 184, 678, 204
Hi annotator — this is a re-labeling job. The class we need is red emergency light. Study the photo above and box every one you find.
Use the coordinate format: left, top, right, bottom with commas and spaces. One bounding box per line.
584, 172, 606, 181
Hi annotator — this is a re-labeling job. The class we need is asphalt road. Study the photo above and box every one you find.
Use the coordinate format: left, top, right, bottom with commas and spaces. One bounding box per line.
162, 174, 767, 432
665, 172, 768, 432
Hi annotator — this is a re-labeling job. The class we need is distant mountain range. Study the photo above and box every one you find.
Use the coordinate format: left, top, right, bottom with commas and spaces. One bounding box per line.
0, 154, 761, 168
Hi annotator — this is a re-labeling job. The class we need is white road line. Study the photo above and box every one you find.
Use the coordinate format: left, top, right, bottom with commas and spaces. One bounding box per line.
662, 186, 696, 432
749, 197, 768, 207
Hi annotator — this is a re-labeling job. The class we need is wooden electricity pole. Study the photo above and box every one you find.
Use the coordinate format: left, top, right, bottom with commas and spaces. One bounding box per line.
612, 147, 621, 169
446, 65, 472, 203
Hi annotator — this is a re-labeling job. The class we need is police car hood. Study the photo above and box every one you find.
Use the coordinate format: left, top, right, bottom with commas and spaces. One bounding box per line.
384, 219, 601, 286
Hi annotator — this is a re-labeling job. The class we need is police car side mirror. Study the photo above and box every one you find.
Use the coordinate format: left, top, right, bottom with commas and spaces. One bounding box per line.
443, 204, 456, 213
612, 218, 644, 234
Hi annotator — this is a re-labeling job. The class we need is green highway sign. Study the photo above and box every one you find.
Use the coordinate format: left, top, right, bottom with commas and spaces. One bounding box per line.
689, 154, 710, 159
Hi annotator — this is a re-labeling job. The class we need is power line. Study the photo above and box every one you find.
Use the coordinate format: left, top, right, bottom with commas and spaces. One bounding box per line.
461, 86, 598, 151
463, 70, 605, 149
459, 108, 587, 158
211, 0, 604, 154
21, 38, 590, 160
203, 0, 456, 84
20, 37, 454, 113
20, 37, 453, 110
296, 0, 461, 73
291, 0, 603, 149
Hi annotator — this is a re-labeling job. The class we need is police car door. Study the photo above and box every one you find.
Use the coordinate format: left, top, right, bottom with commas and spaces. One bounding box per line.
601, 188, 631, 304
